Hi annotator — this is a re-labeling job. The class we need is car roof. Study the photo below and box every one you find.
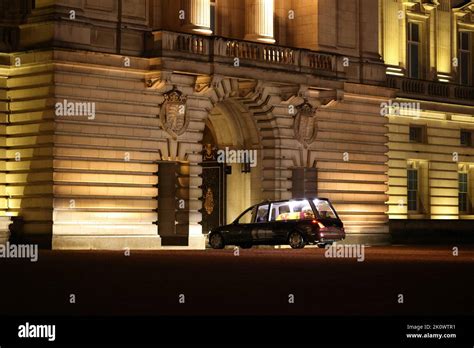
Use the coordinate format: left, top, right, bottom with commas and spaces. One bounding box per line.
254, 197, 330, 207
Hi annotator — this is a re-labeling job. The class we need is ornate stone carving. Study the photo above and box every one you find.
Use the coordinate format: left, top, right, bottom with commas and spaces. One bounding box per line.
204, 188, 214, 215
159, 87, 189, 139
294, 100, 317, 147
194, 75, 212, 93
202, 144, 218, 161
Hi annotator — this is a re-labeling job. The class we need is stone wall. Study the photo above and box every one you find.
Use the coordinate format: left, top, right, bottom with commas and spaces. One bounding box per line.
0, 0, 402, 249
387, 100, 474, 220
0, 51, 54, 246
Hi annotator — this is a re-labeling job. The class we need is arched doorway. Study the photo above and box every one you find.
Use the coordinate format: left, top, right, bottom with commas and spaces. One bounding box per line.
200, 100, 262, 234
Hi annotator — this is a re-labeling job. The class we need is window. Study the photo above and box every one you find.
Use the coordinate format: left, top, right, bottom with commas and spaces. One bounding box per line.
269, 200, 314, 221
407, 169, 418, 211
458, 32, 471, 85
313, 199, 337, 219
255, 204, 269, 223
237, 207, 255, 224
459, 172, 469, 213
408, 22, 421, 79
461, 130, 472, 147
409, 125, 425, 143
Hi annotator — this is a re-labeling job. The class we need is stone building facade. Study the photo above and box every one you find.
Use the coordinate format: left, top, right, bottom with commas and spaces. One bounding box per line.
0, 0, 472, 249
381, 0, 474, 239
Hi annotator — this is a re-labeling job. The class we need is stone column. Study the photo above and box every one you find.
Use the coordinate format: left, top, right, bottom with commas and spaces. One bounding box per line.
183, 0, 212, 35
245, 0, 275, 44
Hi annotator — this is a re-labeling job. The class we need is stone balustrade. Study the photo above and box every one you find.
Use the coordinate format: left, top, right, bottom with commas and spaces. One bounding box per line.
388, 76, 474, 106
154, 30, 336, 73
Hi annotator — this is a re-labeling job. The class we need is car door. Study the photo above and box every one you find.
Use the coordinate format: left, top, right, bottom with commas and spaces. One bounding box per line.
249, 203, 273, 244
230, 206, 255, 244
269, 202, 293, 244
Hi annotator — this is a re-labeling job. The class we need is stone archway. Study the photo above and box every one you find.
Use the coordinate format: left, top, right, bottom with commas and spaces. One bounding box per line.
200, 99, 263, 234
150, 74, 291, 249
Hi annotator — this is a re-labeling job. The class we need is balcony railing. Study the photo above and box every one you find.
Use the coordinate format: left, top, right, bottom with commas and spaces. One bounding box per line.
222, 40, 297, 65
150, 30, 337, 74
388, 76, 474, 106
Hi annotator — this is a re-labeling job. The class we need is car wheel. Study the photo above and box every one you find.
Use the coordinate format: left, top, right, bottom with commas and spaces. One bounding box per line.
288, 231, 305, 249
317, 243, 326, 248
209, 233, 225, 249
239, 243, 252, 249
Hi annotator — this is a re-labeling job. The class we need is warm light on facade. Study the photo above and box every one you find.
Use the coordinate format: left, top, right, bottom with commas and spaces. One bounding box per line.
386, 66, 404, 76
437, 73, 451, 83
185, 0, 212, 35
1, 0, 473, 251
245, 0, 275, 44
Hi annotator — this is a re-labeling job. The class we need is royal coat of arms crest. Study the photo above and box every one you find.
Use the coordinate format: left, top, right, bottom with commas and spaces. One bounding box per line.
159, 88, 189, 139
294, 101, 317, 147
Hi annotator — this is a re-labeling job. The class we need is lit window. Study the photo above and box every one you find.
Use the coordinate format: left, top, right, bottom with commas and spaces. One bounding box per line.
407, 169, 418, 212
313, 199, 337, 220
407, 22, 421, 79
459, 172, 469, 213
458, 32, 471, 85
269, 200, 315, 221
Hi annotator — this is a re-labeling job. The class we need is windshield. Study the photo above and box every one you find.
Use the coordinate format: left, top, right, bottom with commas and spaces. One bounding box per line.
313, 199, 337, 219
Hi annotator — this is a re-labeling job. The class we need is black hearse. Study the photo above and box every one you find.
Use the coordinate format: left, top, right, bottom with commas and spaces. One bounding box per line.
208, 198, 345, 249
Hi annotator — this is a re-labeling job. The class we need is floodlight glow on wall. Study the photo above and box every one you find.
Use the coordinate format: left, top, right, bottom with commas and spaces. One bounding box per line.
185, 0, 212, 35
245, 0, 275, 44
193, 28, 213, 35
386, 66, 404, 76
437, 73, 451, 83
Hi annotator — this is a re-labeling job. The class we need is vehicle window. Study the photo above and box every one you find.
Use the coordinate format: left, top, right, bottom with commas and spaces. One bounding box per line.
255, 204, 269, 223
313, 199, 337, 219
270, 207, 276, 221
269, 203, 289, 221
299, 205, 315, 219
269, 200, 314, 221
291, 201, 314, 219
237, 207, 254, 224
279, 205, 290, 214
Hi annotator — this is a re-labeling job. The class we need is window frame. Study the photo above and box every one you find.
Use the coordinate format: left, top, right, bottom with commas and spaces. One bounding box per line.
458, 31, 472, 86
407, 21, 421, 79
409, 125, 426, 144
407, 168, 419, 212
460, 129, 473, 147
458, 172, 469, 214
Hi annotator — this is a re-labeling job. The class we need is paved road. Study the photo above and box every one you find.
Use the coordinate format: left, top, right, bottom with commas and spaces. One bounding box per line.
0, 246, 473, 316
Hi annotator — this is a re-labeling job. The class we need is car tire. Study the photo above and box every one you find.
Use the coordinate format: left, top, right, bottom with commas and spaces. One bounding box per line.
317, 243, 326, 248
288, 231, 305, 249
209, 233, 225, 249
239, 243, 253, 249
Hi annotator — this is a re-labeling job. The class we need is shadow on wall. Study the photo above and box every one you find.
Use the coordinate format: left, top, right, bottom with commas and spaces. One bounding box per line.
8, 216, 24, 244
7, 105, 53, 249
